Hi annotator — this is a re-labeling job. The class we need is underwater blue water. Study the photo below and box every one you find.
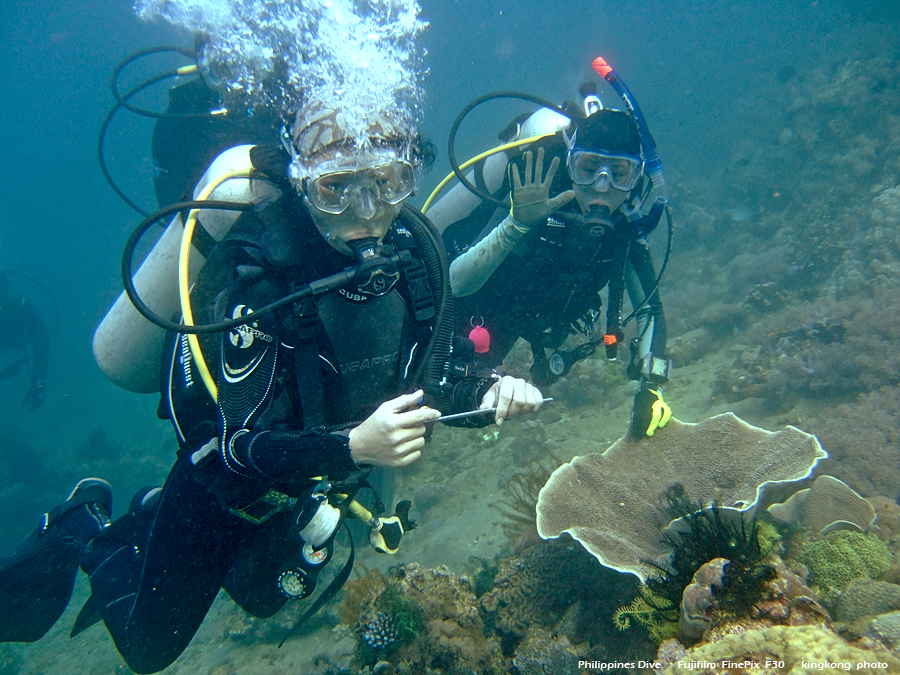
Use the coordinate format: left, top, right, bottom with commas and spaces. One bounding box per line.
0, 0, 897, 670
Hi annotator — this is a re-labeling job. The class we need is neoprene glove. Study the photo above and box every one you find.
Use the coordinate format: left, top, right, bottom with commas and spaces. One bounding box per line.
510, 148, 574, 229
630, 381, 672, 438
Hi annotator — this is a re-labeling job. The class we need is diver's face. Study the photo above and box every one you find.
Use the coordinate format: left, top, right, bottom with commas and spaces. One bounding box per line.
301, 149, 413, 256
574, 183, 629, 217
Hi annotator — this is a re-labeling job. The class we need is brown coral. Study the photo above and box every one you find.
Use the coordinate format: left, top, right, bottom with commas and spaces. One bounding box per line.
479, 541, 624, 644
339, 563, 506, 674
768, 475, 877, 535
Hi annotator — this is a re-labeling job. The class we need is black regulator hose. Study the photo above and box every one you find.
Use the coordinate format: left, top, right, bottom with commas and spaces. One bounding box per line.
447, 91, 572, 206
100, 46, 227, 215
99, 70, 187, 216
120, 200, 354, 335
111, 46, 200, 119
395, 205, 453, 399
621, 203, 674, 327
121, 202, 438, 337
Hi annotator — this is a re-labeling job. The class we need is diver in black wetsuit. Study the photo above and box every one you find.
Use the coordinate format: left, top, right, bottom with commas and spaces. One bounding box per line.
433, 99, 673, 439
0, 99, 542, 674
0, 273, 49, 410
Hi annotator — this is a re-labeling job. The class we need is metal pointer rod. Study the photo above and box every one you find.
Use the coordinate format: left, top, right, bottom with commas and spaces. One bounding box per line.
435, 397, 554, 422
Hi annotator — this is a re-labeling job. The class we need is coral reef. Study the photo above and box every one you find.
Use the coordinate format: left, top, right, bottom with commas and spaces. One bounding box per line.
511, 627, 580, 675
869, 497, 900, 543
536, 414, 825, 578
480, 543, 604, 640
866, 610, 900, 654
338, 563, 506, 674
661, 625, 900, 674
800, 531, 893, 592
834, 578, 900, 624
768, 475, 877, 536
678, 558, 730, 640
809, 387, 900, 501
712, 290, 900, 409
361, 612, 398, 651
477, 541, 653, 663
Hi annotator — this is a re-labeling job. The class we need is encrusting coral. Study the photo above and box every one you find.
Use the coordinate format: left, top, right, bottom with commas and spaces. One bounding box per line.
661, 624, 900, 674
800, 530, 892, 592
834, 578, 900, 625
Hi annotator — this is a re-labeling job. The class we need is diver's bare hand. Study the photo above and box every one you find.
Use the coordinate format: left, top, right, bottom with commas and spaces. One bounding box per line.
510, 147, 574, 228
348, 390, 440, 467
479, 376, 543, 425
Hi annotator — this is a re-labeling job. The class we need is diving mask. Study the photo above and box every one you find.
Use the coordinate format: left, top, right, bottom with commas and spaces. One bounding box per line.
305, 152, 415, 216
566, 149, 643, 192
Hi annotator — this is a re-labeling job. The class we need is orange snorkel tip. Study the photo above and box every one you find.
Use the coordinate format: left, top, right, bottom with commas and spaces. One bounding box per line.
592, 56, 613, 78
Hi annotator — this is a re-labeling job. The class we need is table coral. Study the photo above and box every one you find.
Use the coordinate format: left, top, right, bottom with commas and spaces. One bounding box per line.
768, 475, 876, 536
536, 414, 826, 579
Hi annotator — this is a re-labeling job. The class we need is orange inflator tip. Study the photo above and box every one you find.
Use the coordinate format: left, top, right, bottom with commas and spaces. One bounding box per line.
603, 334, 618, 346
592, 56, 613, 78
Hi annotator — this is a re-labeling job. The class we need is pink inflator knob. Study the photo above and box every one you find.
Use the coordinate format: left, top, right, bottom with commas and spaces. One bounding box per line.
469, 325, 490, 354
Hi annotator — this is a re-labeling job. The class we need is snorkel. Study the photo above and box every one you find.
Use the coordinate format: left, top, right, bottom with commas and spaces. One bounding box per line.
591, 56, 668, 203
588, 57, 670, 358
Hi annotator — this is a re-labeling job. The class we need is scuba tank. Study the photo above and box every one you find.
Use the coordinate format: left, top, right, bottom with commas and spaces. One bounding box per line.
425, 104, 570, 234
94, 145, 280, 392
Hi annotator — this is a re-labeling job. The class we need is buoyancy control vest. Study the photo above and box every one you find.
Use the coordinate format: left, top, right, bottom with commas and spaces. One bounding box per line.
165, 195, 439, 444
455, 207, 628, 355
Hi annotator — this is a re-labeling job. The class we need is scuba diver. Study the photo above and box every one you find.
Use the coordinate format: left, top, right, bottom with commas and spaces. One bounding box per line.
428, 72, 673, 439
0, 97, 542, 673
0, 272, 50, 410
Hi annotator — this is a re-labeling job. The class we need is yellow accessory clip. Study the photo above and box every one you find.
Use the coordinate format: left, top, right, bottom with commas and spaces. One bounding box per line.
645, 390, 672, 437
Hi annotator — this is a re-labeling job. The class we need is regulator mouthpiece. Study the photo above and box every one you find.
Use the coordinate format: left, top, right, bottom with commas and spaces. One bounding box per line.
347, 238, 400, 297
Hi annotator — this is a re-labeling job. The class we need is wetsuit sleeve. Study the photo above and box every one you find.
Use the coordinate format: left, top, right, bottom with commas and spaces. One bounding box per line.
449, 214, 531, 297
226, 428, 360, 483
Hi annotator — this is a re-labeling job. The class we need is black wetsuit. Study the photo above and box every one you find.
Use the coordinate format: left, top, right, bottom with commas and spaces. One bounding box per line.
0, 148, 491, 674
445, 138, 667, 386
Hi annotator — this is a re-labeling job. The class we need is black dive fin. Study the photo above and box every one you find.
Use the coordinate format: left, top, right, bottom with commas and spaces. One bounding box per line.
394, 499, 416, 532
70, 595, 102, 637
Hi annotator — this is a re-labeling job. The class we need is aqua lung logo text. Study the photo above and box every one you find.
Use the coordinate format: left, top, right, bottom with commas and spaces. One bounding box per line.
341, 351, 400, 374
179, 334, 194, 387
229, 304, 274, 348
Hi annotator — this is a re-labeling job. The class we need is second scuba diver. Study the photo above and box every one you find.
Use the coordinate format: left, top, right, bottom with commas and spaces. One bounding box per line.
429, 77, 674, 439
0, 99, 542, 673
